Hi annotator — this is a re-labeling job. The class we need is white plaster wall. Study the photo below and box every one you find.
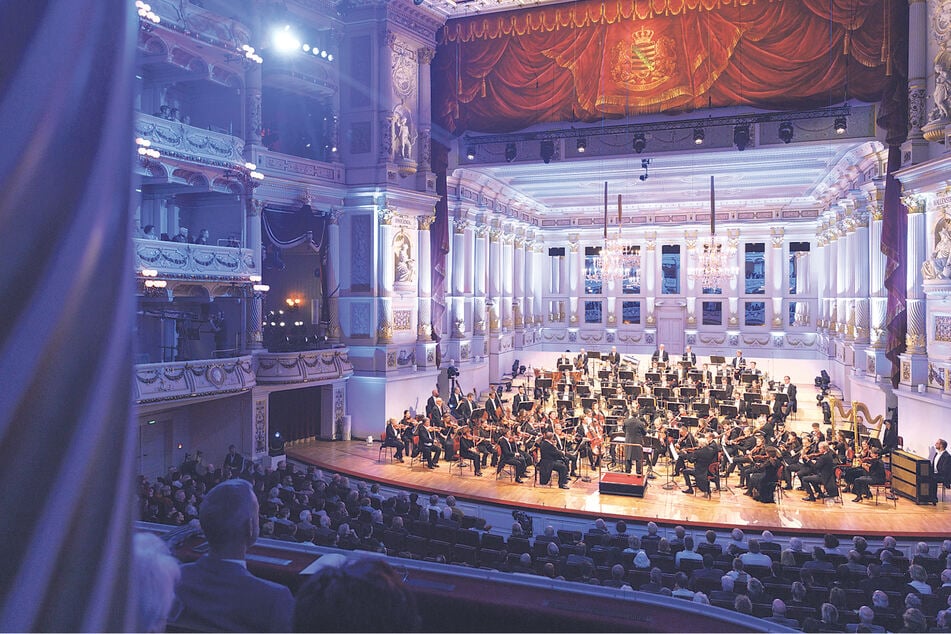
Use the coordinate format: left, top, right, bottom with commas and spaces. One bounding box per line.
893, 389, 951, 459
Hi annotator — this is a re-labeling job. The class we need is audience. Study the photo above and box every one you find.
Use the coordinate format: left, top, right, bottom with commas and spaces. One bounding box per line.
132, 533, 181, 633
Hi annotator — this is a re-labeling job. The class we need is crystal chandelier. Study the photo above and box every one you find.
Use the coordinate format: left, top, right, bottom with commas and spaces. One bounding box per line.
586, 183, 640, 285
688, 175, 738, 290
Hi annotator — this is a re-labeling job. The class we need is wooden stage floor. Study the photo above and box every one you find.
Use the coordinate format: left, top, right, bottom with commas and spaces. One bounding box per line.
288, 440, 951, 539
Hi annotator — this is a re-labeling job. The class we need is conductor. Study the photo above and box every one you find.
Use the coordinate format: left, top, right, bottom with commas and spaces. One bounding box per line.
623, 411, 647, 475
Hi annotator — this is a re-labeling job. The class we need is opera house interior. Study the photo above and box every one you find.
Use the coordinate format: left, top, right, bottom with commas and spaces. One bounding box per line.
6, 0, 951, 631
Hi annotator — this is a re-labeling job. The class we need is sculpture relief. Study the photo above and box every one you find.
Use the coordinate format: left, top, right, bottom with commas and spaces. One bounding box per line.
393, 231, 416, 286
922, 214, 951, 280
391, 105, 415, 161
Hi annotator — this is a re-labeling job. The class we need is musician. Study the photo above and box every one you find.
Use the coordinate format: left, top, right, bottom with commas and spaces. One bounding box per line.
383, 418, 406, 463
737, 434, 769, 488
671, 425, 697, 476
448, 385, 464, 413
932, 438, 951, 502
455, 393, 475, 423
746, 446, 782, 503
622, 411, 647, 475
425, 389, 440, 417
681, 345, 697, 365
651, 343, 670, 364
512, 386, 528, 415
810, 422, 826, 443
552, 422, 580, 478
457, 427, 483, 477
436, 413, 457, 462
498, 429, 527, 483
682, 437, 718, 497
779, 430, 803, 489
427, 397, 448, 423
606, 346, 621, 371
778, 376, 798, 415
851, 447, 885, 502
801, 441, 838, 501
730, 350, 746, 371
538, 431, 571, 489
746, 361, 761, 376
400, 410, 416, 457
723, 426, 758, 480
485, 390, 504, 423
415, 418, 441, 469
574, 348, 589, 375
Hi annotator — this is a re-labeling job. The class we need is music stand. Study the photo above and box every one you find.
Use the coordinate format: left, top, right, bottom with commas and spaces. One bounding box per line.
693, 403, 710, 417
609, 398, 628, 412
749, 403, 770, 418
742, 392, 759, 403
619, 370, 635, 381
680, 415, 699, 428
666, 400, 683, 413
598, 370, 611, 381
773, 392, 789, 405
581, 397, 596, 411
680, 387, 698, 400
587, 351, 601, 360
576, 385, 591, 398
709, 355, 726, 365
637, 396, 656, 412
557, 399, 573, 412
720, 404, 739, 419
518, 400, 535, 413
663, 442, 679, 490
557, 364, 573, 372
623, 384, 641, 398
653, 387, 671, 401
645, 372, 661, 383
601, 387, 616, 398
679, 361, 693, 372
741, 373, 757, 385
536, 378, 553, 389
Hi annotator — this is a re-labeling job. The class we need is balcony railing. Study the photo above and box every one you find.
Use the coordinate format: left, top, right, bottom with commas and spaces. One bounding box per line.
134, 112, 245, 165
134, 355, 255, 403
134, 238, 256, 281
255, 348, 354, 385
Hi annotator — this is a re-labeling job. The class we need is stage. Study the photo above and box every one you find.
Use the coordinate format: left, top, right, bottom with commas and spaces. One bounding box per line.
287, 439, 951, 539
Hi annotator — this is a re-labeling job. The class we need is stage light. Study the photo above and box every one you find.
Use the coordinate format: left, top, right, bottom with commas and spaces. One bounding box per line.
834, 116, 847, 134
576, 138, 587, 153
466, 146, 475, 160
693, 128, 705, 145
505, 142, 517, 163
540, 139, 554, 164
272, 25, 301, 53
632, 133, 646, 154
733, 124, 750, 151
779, 121, 794, 144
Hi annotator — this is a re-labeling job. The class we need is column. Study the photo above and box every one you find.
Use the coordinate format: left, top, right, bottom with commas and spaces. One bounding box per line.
567, 238, 580, 325
644, 232, 657, 325
473, 224, 487, 334
327, 210, 342, 341
377, 208, 395, 343
769, 227, 785, 329
246, 198, 264, 349
244, 61, 263, 150
488, 226, 502, 332
416, 47, 434, 189
852, 203, 871, 347
417, 215, 433, 342
843, 210, 858, 342
514, 236, 525, 330
900, 194, 929, 388
451, 219, 468, 337
501, 234, 514, 329
903, 0, 930, 161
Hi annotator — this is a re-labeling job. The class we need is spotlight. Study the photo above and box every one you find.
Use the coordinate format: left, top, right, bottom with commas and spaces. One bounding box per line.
272, 25, 301, 53
834, 116, 847, 135
466, 146, 475, 160
505, 142, 517, 163
733, 124, 750, 151
540, 139, 554, 164
576, 138, 587, 153
693, 128, 705, 145
779, 121, 794, 144
413, 0, 424, 5
632, 133, 646, 154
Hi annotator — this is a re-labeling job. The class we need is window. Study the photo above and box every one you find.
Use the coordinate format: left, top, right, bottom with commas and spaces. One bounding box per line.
621, 301, 641, 325
788, 242, 810, 295
702, 285, 723, 295
745, 301, 766, 326
744, 242, 765, 294
702, 301, 723, 326
621, 246, 641, 294
661, 245, 680, 294
584, 246, 602, 295
584, 300, 603, 324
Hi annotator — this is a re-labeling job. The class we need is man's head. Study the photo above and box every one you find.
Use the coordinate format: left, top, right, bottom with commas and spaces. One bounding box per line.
937, 439, 948, 452
199, 479, 259, 557
771, 599, 787, 618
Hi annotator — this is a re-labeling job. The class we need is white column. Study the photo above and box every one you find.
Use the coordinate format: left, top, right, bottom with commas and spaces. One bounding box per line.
568, 240, 580, 325
473, 225, 487, 334
451, 219, 468, 337
869, 202, 887, 349
417, 216, 433, 341
905, 197, 927, 354
853, 208, 871, 345
488, 228, 502, 331
327, 210, 341, 341
514, 237, 525, 330
377, 209, 395, 343
502, 235, 514, 329
769, 228, 784, 329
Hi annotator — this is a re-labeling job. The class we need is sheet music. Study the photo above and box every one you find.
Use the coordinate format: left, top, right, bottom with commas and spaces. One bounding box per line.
722, 443, 734, 464
669, 443, 679, 462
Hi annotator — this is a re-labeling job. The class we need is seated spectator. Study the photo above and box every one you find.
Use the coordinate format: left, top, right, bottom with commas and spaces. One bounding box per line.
875, 536, 901, 558
905, 564, 934, 595
171, 226, 190, 243
623, 535, 642, 554
759, 530, 781, 556
726, 528, 748, 557
763, 561, 788, 585
652, 538, 675, 570
727, 558, 750, 584
194, 228, 210, 245
820, 602, 846, 632
293, 556, 420, 632
740, 538, 772, 568
536, 525, 560, 545
614, 520, 627, 537
602, 564, 627, 589
734, 594, 753, 615
670, 525, 687, 550
938, 569, 951, 599
846, 606, 885, 633
633, 550, 652, 570
639, 567, 664, 593
671, 572, 694, 599
710, 575, 738, 604
803, 547, 835, 574
837, 549, 868, 583
168, 479, 294, 632
870, 590, 899, 630
675, 536, 703, 568
789, 581, 809, 607
697, 530, 722, 558
900, 607, 928, 633
746, 577, 771, 604
133, 533, 181, 633
934, 609, 951, 633
763, 599, 800, 629
142, 224, 159, 240
860, 563, 898, 595
689, 554, 725, 587
824, 534, 843, 555
642, 521, 661, 551
590, 518, 609, 534
693, 592, 710, 605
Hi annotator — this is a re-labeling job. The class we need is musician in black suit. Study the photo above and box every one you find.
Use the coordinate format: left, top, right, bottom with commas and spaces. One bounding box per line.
485, 391, 503, 423
932, 438, 951, 501
851, 448, 885, 502
457, 427, 482, 476
606, 346, 621, 371
498, 429, 527, 483
538, 432, 570, 489
511, 386, 527, 414
425, 389, 440, 417
730, 350, 746, 370
383, 418, 406, 462
622, 412, 647, 475
801, 441, 837, 501
557, 350, 572, 368
455, 393, 475, 423
651, 343, 669, 364
415, 419, 441, 469
683, 437, 718, 496
574, 349, 589, 375
681, 345, 697, 365
778, 376, 798, 415
427, 397, 448, 423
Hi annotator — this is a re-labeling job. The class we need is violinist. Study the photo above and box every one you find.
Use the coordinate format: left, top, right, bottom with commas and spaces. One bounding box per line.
457, 427, 483, 477
788, 430, 821, 490
512, 386, 528, 414
682, 437, 718, 497
778, 428, 803, 490
671, 425, 697, 476
843, 438, 882, 493
436, 412, 457, 462
538, 431, 571, 489
801, 441, 838, 502
737, 434, 768, 488
473, 417, 497, 469
415, 417, 441, 469
425, 389, 440, 417
723, 425, 758, 480
746, 446, 782, 503
850, 447, 885, 502
383, 418, 406, 463
448, 385, 464, 414
498, 428, 527, 483
427, 396, 449, 423
553, 422, 580, 478
581, 415, 603, 470
400, 410, 416, 457
830, 430, 850, 464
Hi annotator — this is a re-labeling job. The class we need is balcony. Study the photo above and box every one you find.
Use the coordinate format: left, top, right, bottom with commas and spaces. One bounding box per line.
255, 348, 354, 385
134, 355, 255, 404
134, 238, 256, 284
135, 112, 245, 167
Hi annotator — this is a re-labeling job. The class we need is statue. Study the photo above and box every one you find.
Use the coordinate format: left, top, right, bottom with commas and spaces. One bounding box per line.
394, 233, 415, 284
933, 62, 951, 122
392, 112, 414, 160
922, 219, 951, 280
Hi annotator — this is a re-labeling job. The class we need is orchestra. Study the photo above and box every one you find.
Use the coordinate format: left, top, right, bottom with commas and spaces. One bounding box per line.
370, 348, 873, 508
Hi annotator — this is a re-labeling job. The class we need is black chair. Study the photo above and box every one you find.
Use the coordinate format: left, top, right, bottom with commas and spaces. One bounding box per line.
480, 533, 506, 551
479, 548, 505, 569
558, 529, 583, 545
506, 536, 532, 555
455, 528, 481, 548
453, 543, 478, 566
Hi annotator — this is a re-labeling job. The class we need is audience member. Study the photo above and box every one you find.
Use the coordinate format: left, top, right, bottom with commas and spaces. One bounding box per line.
764, 599, 799, 629
132, 532, 181, 633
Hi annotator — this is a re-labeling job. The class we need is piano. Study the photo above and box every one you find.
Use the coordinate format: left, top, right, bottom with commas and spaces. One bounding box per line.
890, 449, 936, 505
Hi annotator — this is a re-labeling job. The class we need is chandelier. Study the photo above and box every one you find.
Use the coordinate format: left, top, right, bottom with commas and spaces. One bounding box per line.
688, 176, 738, 290
586, 183, 640, 285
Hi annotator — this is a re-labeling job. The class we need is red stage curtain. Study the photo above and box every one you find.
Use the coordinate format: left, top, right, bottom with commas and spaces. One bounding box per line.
434, 0, 898, 134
